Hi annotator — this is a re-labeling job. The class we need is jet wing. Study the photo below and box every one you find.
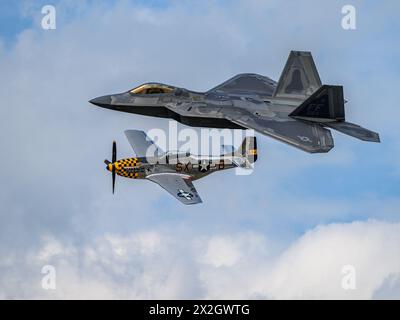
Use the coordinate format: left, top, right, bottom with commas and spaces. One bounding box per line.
124, 130, 164, 157
146, 173, 202, 205
208, 73, 276, 96
228, 113, 334, 153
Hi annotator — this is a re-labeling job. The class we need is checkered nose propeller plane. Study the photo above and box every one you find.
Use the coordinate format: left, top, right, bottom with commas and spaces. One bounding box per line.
91, 51, 380, 153
104, 130, 257, 205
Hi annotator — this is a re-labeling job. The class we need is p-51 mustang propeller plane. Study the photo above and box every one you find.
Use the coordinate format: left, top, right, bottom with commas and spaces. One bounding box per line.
105, 130, 257, 205
90, 51, 380, 154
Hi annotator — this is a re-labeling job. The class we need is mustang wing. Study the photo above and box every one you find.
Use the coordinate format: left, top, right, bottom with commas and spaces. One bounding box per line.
146, 173, 202, 205
124, 130, 164, 157
228, 112, 334, 153
208, 73, 276, 96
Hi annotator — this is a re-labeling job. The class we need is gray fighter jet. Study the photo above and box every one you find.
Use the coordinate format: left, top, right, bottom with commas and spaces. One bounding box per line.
105, 130, 257, 205
90, 51, 380, 153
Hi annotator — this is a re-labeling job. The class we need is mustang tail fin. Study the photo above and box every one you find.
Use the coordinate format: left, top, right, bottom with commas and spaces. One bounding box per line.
223, 136, 257, 168
273, 51, 322, 99
235, 136, 258, 164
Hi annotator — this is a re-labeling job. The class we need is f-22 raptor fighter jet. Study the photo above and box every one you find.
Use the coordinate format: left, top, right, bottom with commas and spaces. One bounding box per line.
105, 130, 257, 205
90, 51, 380, 153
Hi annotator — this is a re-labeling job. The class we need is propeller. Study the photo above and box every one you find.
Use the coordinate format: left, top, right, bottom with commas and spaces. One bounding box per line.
104, 141, 117, 194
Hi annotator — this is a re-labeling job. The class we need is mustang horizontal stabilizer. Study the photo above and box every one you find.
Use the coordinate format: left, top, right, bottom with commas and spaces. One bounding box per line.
289, 85, 345, 122
146, 173, 202, 205
273, 51, 322, 99
324, 121, 380, 142
124, 130, 164, 157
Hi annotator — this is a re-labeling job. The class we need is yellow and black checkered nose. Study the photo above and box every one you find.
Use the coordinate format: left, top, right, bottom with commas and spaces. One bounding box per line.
106, 158, 140, 175
106, 159, 139, 170
106, 162, 124, 171
118, 158, 139, 167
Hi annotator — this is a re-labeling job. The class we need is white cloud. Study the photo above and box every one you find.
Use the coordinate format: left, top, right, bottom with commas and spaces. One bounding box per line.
373, 273, 400, 299
199, 232, 268, 268
262, 220, 400, 299
1, 220, 399, 299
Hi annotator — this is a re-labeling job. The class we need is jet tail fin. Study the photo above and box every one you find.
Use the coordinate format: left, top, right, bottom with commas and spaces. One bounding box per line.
274, 51, 380, 143
289, 86, 380, 142
289, 85, 345, 122
273, 51, 322, 99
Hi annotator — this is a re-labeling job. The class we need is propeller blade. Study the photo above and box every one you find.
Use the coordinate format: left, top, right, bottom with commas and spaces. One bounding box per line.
112, 141, 117, 163
112, 167, 116, 194
112, 141, 117, 194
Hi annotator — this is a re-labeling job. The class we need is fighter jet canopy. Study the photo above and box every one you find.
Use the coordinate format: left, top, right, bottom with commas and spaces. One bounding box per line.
130, 83, 176, 95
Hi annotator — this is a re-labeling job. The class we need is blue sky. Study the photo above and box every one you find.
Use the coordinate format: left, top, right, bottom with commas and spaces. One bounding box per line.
0, 0, 399, 299
0, 2, 30, 43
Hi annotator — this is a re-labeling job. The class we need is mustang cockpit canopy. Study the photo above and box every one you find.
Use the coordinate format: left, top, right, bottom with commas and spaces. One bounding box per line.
130, 83, 176, 95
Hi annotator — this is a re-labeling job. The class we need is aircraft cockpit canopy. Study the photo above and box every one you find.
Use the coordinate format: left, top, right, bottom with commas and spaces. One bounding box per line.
130, 83, 175, 95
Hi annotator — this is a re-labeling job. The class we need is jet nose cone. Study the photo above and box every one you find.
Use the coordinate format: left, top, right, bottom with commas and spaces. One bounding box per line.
89, 95, 112, 107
